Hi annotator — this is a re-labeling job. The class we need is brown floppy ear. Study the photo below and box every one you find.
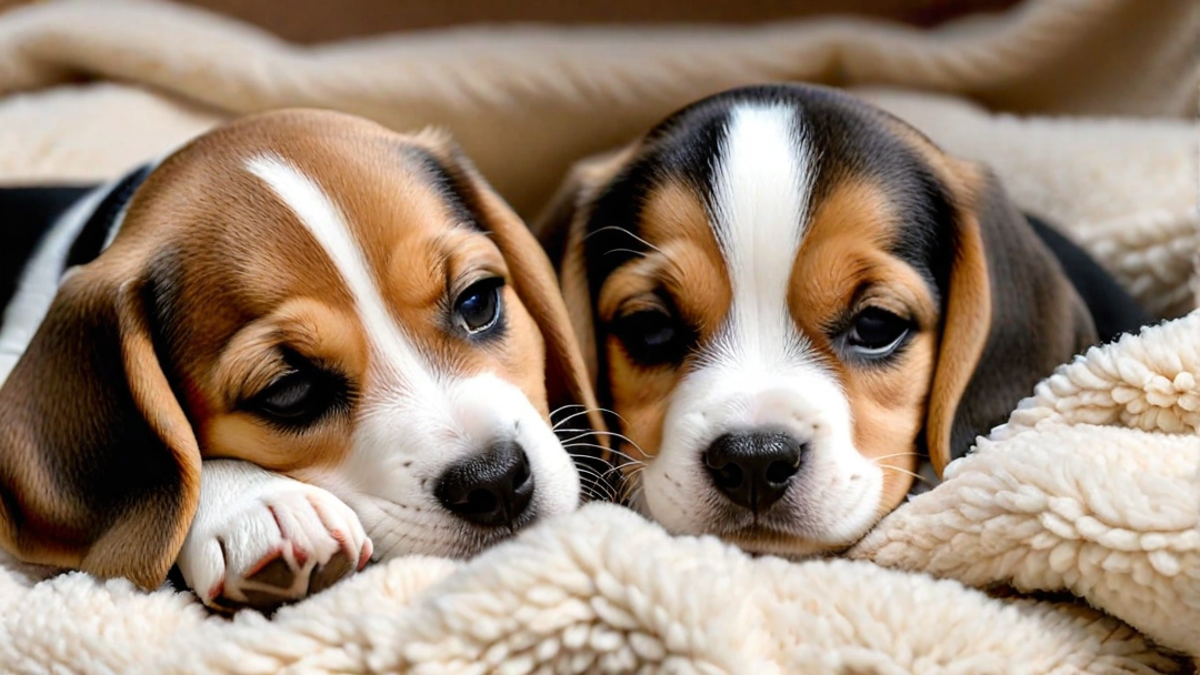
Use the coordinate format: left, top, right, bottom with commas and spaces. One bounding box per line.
531, 146, 637, 388
424, 138, 608, 449
926, 166, 1096, 476
0, 263, 201, 589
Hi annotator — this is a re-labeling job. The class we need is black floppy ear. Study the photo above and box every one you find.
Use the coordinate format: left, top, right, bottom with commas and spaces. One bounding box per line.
532, 146, 637, 389
0, 263, 201, 590
926, 167, 1097, 476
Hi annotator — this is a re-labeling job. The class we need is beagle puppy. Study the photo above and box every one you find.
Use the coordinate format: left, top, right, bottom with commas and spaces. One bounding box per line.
536, 84, 1148, 558
0, 109, 602, 610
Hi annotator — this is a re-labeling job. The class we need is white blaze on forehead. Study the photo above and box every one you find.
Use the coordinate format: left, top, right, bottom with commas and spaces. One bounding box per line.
708, 103, 818, 365
640, 104, 882, 548
244, 155, 439, 395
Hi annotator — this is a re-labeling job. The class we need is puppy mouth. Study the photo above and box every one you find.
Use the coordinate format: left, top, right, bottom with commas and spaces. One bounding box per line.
710, 519, 848, 559
356, 491, 543, 561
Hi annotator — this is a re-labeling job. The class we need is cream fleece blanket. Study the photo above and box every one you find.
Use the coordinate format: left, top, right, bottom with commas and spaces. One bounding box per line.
1, 309, 1198, 672
0, 0, 1198, 672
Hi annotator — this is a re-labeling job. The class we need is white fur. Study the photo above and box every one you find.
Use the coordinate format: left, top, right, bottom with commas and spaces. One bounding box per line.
245, 155, 579, 561
638, 104, 883, 554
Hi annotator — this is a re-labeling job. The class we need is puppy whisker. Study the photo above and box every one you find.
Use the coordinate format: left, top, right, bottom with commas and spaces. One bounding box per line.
618, 469, 646, 506
559, 429, 647, 453
551, 407, 614, 432
573, 465, 620, 502
585, 225, 664, 255
576, 461, 642, 505
875, 463, 930, 485
565, 443, 646, 468
870, 452, 923, 462
558, 427, 650, 460
604, 248, 650, 259
549, 402, 587, 415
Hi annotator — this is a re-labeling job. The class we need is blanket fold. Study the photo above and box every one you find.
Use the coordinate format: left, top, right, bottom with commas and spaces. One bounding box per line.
2, 305, 1198, 673
0, 0, 1196, 217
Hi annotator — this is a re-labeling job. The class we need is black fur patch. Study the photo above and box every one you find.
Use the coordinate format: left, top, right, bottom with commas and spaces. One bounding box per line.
65, 165, 153, 270
0, 185, 93, 312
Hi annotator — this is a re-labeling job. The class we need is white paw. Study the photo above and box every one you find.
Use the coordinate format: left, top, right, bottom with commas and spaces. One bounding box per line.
177, 460, 372, 612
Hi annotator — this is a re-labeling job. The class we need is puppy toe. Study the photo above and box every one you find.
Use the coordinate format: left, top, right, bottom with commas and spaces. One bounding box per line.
176, 535, 228, 606
307, 490, 372, 568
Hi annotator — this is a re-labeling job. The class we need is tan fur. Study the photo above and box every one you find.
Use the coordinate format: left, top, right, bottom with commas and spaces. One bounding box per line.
0, 269, 201, 588
876, 125, 998, 476
596, 182, 728, 463
792, 179, 939, 514
594, 174, 938, 515
925, 195, 992, 474
0, 109, 599, 588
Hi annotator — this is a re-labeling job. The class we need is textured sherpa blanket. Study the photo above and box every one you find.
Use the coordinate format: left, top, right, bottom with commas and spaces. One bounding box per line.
1, 308, 1198, 672
0, 0, 1198, 672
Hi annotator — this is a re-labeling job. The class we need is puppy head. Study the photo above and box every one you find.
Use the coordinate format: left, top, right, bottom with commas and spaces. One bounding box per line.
537, 84, 1094, 556
0, 109, 601, 588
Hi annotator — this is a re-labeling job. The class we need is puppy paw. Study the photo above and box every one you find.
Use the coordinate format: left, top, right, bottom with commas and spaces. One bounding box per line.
178, 461, 372, 612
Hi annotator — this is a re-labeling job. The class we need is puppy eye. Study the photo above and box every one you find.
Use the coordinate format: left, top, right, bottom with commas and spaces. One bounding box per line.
248, 363, 347, 428
612, 307, 686, 366
454, 278, 504, 334
846, 307, 911, 357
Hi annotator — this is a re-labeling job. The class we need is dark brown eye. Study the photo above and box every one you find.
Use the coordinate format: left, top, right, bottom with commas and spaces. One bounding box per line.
258, 372, 314, 417
612, 307, 687, 366
846, 307, 911, 356
247, 356, 350, 429
454, 278, 504, 334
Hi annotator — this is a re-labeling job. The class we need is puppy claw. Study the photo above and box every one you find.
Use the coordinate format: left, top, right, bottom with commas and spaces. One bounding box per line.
357, 539, 373, 571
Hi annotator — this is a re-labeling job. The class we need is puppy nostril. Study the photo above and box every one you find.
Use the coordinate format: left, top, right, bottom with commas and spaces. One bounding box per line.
708, 461, 744, 492
462, 488, 499, 516
765, 459, 799, 485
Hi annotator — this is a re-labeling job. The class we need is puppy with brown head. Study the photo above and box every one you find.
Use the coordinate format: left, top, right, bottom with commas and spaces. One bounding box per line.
0, 109, 601, 609
536, 84, 1147, 557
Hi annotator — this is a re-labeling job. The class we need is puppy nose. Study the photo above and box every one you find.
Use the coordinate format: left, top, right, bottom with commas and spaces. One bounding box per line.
704, 432, 803, 513
436, 441, 534, 527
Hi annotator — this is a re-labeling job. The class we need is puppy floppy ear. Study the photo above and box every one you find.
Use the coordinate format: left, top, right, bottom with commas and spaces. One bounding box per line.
926, 166, 1096, 476
0, 262, 201, 590
531, 146, 636, 388
426, 139, 607, 445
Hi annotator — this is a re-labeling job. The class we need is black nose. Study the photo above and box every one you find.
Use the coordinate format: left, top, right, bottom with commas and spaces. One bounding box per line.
704, 432, 803, 513
436, 441, 534, 527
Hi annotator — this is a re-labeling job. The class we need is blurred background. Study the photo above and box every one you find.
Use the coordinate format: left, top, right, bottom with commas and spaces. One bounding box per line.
0, 0, 1195, 315
1, 0, 1022, 40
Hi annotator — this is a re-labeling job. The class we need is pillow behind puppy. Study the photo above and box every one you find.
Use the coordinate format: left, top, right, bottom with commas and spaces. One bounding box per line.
535, 83, 1148, 557
0, 109, 602, 610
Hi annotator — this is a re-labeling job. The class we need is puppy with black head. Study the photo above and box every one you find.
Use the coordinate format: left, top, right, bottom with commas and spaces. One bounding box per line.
536, 83, 1148, 557
0, 109, 603, 610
